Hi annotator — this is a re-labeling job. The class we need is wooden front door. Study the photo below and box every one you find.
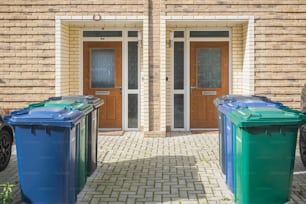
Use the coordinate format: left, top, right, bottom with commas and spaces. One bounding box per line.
190, 42, 229, 128
83, 42, 122, 129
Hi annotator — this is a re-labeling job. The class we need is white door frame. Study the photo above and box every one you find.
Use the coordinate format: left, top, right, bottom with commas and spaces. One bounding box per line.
171, 28, 232, 131
80, 29, 141, 131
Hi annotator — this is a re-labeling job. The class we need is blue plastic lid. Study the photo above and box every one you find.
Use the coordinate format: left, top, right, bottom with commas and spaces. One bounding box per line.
8, 107, 85, 128
3, 107, 31, 123
218, 101, 242, 114
213, 95, 270, 106
218, 100, 287, 115
230, 100, 287, 109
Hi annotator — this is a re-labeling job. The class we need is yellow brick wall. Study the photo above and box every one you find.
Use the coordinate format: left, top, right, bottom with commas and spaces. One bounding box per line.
232, 24, 244, 95
0, 0, 146, 111
69, 27, 81, 95
0, 0, 304, 119
163, 0, 306, 109
165, 28, 171, 130
60, 22, 70, 96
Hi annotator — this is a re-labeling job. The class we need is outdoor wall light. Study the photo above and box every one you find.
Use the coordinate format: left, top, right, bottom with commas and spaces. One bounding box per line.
93, 14, 101, 21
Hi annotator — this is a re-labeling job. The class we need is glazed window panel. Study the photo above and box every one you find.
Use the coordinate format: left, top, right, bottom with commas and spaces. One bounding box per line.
197, 48, 221, 88
174, 42, 184, 90
128, 42, 138, 90
91, 49, 115, 88
128, 94, 138, 128
174, 94, 184, 128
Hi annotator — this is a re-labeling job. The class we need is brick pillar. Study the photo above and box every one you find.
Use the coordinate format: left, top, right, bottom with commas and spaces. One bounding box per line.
144, 0, 165, 137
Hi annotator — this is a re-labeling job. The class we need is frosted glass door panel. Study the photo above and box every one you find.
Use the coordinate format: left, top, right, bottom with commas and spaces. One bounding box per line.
197, 48, 221, 88
174, 42, 184, 90
174, 94, 184, 128
128, 94, 138, 128
91, 49, 115, 88
128, 42, 138, 89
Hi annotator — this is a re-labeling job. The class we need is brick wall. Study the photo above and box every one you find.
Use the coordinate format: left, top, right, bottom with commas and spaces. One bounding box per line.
163, 0, 305, 109
0, 0, 146, 111
232, 24, 244, 95
0, 0, 304, 129
69, 26, 81, 95
59, 22, 70, 96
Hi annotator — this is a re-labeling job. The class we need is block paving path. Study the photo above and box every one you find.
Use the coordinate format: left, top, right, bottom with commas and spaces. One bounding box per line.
1, 132, 306, 203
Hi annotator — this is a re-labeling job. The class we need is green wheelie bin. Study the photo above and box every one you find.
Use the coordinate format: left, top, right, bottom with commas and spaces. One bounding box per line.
227, 107, 306, 204
48, 96, 104, 176
44, 100, 93, 193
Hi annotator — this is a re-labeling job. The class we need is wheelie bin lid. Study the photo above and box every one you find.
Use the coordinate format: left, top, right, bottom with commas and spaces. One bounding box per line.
218, 100, 287, 114
5, 100, 51, 122
28, 100, 48, 108
227, 107, 306, 127
48, 95, 104, 109
3, 107, 29, 123
44, 100, 93, 115
218, 101, 241, 114
7, 107, 85, 128
213, 95, 270, 107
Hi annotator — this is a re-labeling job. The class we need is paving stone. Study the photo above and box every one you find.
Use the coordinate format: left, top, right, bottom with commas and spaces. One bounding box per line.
89, 197, 100, 204
2, 133, 306, 204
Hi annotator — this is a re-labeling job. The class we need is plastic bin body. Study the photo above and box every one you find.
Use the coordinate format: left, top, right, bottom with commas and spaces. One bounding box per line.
8, 95, 103, 178
217, 111, 225, 174
217, 98, 286, 193
227, 108, 306, 204
44, 100, 93, 193
218, 103, 240, 192
77, 116, 87, 192
7, 107, 84, 204
214, 95, 246, 175
48, 96, 104, 176
213, 95, 270, 175
88, 108, 98, 175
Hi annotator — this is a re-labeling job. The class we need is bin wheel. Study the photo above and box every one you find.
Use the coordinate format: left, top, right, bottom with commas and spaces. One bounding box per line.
0, 130, 12, 171
299, 126, 306, 167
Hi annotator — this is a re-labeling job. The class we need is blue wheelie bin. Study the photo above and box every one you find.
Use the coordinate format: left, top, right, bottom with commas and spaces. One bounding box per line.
48, 96, 104, 176
213, 95, 270, 175
214, 95, 245, 174
219, 98, 286, 193
7, 107, 84, 204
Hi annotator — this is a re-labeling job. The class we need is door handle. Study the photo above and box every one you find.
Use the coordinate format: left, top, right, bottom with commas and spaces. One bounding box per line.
190, 86, 196, 94
117, 86, 122, 94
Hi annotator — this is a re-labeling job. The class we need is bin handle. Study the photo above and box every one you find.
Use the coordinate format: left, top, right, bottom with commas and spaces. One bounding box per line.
280, 127, 286, 136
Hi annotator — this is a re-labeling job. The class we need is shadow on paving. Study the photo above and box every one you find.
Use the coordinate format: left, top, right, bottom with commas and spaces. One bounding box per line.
0, 150, 206, 203
80, 156, 206, 203
4, 146, 306, 203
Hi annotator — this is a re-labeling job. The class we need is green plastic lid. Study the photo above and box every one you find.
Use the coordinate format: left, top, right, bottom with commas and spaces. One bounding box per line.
227, 107, 306, 127
28, 100, 48, 108
45, 100, 93, 115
